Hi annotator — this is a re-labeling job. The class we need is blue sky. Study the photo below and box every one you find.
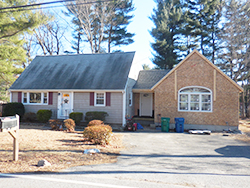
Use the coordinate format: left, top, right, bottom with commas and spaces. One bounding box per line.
120, 0, 156, 68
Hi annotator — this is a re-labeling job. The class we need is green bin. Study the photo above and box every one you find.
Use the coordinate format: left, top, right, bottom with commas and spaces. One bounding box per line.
161, 117, 170, 132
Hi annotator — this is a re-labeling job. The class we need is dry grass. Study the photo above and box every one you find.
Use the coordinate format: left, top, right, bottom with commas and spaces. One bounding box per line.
231, 119, 250, 143
0, 125, 124, 173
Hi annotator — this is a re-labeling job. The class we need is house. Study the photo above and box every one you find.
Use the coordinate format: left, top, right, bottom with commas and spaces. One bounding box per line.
9, 50, 243, 131
9, 52, 137, 125
133, 50, 243, 131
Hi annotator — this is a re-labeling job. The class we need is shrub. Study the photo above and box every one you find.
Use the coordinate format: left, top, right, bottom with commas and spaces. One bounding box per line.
64, 118, 75, 132
23, 112, 37, 122
69, 112, 83, 125
49, 119, 63, 130
2, 102, 25, 119
87, 120, 104, 126
85, 111, 108, 123
36, 109, 52, 123
83, 125, 113, 145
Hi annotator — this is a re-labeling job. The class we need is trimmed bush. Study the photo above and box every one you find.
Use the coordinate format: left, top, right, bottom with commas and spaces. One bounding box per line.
36, 109, 52, 123
85, 111, 108, 123
69, 112, 83, 125
2, 102, 25, 119
49, 119, 63, 130
23, 112, 37, 122
87, 120, 104, 126
64, 118, 75, 132
83, 125, 113, 145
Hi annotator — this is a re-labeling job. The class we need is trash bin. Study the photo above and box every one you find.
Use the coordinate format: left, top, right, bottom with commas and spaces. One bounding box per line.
161, 117, 170, 132
175, 118, 185, 133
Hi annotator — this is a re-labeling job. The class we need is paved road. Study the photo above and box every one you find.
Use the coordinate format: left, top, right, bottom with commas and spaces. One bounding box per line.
1, 132, 250, 188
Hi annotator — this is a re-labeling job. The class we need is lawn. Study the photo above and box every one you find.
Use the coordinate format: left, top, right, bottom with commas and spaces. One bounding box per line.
0, 124, 123, 173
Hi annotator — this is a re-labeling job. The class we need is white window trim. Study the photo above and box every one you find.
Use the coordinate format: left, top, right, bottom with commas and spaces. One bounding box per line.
129, 92, 133, 106
22, 92, 48, 105
94, 92, 106, 106
178, 86, 213, 112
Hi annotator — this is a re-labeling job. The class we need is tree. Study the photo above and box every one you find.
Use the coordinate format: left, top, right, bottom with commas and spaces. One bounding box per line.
0, 0, 46, 101
217, 0, 250, 117
184, 0, 222, 62
104, 0, 135, 53
64, 0, 134, 53
150, 0, 184, 69
33, 20, 66, 55
142, 64, 151, 70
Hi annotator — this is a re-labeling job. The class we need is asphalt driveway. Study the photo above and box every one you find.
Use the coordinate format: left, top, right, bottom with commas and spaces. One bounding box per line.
62, 132, 250, 188
1, 132, 250, 188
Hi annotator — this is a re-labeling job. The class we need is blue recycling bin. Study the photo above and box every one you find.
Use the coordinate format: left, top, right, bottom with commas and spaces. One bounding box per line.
175, 118, 185, 133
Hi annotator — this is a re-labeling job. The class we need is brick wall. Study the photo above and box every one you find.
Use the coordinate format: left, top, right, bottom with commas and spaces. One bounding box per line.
154, 52, 240, 127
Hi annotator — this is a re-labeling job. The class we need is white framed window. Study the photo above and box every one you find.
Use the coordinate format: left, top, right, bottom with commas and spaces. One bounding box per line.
178, 87, 212, 112
22, 92, 48, 105
95, 92, 105, 106
129, 92, 133, 106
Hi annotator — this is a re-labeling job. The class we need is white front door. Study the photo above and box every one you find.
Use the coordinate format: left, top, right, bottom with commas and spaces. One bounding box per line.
58, 92, 73, 119
140, 93, 152, 116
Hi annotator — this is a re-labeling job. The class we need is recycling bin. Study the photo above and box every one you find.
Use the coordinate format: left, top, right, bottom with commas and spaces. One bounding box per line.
175, 117, 185, 133
161, 117, 170, 132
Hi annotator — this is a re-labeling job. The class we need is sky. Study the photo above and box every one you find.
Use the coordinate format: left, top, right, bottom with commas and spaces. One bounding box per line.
49, 0, 157, 69
120, 0, 156, 69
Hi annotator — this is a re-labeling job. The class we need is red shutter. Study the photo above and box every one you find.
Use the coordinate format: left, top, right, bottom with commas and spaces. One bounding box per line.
18, 92, 22, 103
90, 92, 94, 106
48, 92, 53, 105
106, 92, 111, 106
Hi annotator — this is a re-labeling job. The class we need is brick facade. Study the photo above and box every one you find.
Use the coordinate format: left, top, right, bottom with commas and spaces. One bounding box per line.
153, 52, 241, 127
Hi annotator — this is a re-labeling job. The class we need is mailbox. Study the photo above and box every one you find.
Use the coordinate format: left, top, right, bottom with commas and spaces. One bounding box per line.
0, 116, 18, 130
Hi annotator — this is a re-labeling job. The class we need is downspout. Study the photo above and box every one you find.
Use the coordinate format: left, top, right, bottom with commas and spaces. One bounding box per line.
122, 90, 126, 127
122, 78, 129, 127
10, 91, 12, 102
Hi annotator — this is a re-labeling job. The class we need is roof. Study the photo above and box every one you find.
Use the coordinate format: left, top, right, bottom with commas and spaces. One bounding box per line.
10, 52, 135, 90
151, 49, 243, 92
133, 70, 169, 90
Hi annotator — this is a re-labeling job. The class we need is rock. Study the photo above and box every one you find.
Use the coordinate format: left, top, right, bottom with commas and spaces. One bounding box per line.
83, 149, 100, 154
37, 159, 51, 167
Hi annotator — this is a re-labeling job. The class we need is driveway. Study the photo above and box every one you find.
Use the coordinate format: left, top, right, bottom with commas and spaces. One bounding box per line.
1, 132, 250, 188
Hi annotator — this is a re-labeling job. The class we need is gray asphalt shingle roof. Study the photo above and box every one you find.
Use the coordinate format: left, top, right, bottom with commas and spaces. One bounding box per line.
10, 52, 135, 90
133, 70, 170, 90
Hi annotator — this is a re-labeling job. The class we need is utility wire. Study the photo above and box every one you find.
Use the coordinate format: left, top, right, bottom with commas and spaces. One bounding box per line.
0, 0, 113, 13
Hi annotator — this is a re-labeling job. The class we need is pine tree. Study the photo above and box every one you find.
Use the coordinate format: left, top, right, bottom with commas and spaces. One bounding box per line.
65, 0, 134, 53
185, 0, 222, 62
150, 0, 184, 69
0, 0, 46, 101
105, 0, 135, 53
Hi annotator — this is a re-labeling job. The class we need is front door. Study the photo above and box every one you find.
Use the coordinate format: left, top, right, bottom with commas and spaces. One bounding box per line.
58, 92, 73, 119
140, 93, 152, 116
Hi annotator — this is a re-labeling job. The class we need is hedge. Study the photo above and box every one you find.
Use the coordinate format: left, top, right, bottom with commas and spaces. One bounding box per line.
2, 102, 25, 119
85, 111, 108, 123
36, 109, 52, 123
83, 125, 112, 145
69, 112, 83, 125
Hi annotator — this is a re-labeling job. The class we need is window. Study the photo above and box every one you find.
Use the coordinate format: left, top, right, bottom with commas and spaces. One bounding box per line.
178, 87, 212, 112
23, 93, 27, 103
95, 92, 105, 106
22, 92, 48, 105
129, 92, 132, 106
